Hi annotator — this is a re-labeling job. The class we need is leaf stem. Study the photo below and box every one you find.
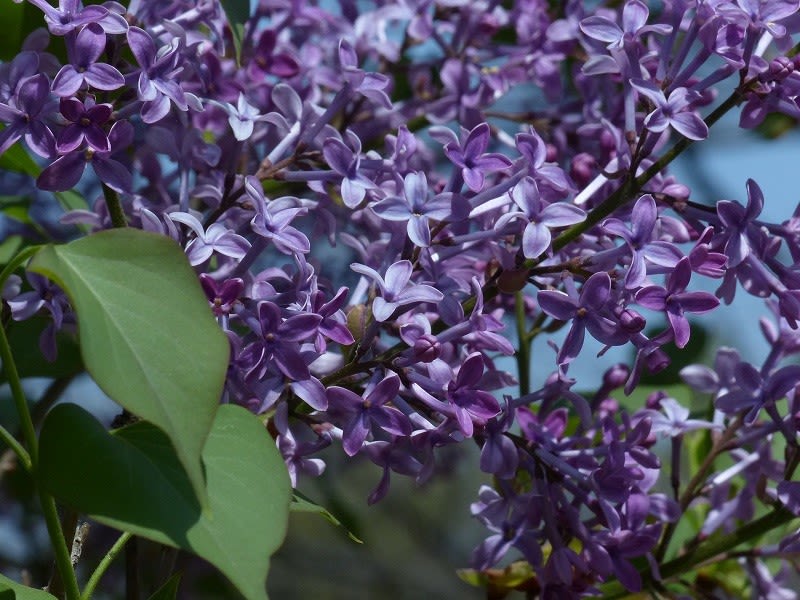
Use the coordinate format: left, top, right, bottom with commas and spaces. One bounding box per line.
81, 532, 133, 600
0, 317, 80, 600
0, 423, 30, 470
515, 291, 531, 396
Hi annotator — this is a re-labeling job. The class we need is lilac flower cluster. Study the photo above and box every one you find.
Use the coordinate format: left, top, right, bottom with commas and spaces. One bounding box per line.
5, 0, 800, 595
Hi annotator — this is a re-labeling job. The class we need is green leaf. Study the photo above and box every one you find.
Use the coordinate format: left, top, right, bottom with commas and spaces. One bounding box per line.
38, 403, 291, 600
219, 0, 250, 64
0, 142, 40, 177
290, 491, 363, 543
146, 574, 182, 600
0, 573, 57, 599
28, 229, 229, 506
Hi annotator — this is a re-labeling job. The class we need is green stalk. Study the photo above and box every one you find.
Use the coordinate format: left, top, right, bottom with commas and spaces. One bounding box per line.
102, 184, 127, 229
515, 291, 531, 396
0, 423, 30, 470
0, 322, 80, 600
0, 245, 41, 289
81, 532, 132, 600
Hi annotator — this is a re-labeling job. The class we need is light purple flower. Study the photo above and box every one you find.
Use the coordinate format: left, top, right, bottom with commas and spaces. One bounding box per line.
371, 172, 451, 247
169, 211, 251, 266
351, 260, 443, 322
630, 79, 708, 140
51, 23, 124, 96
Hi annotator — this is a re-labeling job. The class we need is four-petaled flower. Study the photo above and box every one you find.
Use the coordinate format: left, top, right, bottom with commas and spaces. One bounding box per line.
444, 122, 512, 192
351, 260, 443, 322
636, 257, 720, 348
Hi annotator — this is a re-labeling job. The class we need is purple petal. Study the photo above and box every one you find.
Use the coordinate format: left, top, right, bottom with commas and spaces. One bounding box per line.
279, 313, 322, 342
342, 413, 370, 456
580, 271, 611, 309
291, 378, 328, 411
322, 138, 354, 175
670, 112, 708, 140
522, 221, 551, 259
674, 291, 719, 314
371, 195, 410, 220
371, 297, 398, 322
384, 260, 413, 294
127, 26, 155, 70
51, 66, 83, 97
537, 289, 577, 320
540, 203, 586, 227
636, 286, 667, 310
407, 215, 431, 247
559, 322, 586, 364
91, 157, 131, 193
37, 152, 87, 191
84, 63, 125, 91
667, 307, 690, 348
580, 16, 623, 43
75, 22, 106, 65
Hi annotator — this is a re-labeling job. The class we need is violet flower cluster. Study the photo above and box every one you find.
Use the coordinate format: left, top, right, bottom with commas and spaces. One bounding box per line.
5, 0, 800, 596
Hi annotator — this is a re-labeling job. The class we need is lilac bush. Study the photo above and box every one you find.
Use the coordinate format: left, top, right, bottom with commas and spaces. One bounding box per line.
1, 0, 800, 598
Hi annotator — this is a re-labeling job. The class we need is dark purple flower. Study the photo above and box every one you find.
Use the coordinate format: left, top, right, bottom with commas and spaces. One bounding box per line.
716, 178, 764, 267
245, 176, 310, 255
580, 0, 670, 51
56, 96, 112, 153
247, 29, 299, 80
327, 373, 412, 456
636, 257, 720, 348
310, 288, 355, 351
51, 23, 124, 96
199, 274, 244, 317
26, 0, 128, 36
338, 39, 392, 109
38, 119, 133, 192
494, 176, 585, 259
444, 123, 512, 192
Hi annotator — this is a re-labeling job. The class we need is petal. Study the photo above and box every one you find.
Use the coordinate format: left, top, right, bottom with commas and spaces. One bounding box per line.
91, 156, 131, 193
127, 26, 155, 69
84, 63, 125, 91
75, 22, 106, 65
407, 215, 431, 247
580, 16, 623, 43
581, 271, 611, 309
635, 285, 667, 310
540, 202, 586, 227
537, 289, 577, 320
384, 260, 413, 294
37, 152, 86, 191
322, 138, 354, 175
522, 221, 551, 259
670, 112, 708, 140
51, 66, 84, 97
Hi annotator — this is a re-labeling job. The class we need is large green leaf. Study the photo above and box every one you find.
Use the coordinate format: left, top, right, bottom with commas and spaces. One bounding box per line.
29, 229, 229, 506
38, 403, 292, 600
0, 574, 56, 600
146, 574, 182, 600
